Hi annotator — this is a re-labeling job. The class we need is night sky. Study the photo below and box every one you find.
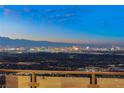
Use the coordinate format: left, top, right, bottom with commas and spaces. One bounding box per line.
0, 5, 124, 44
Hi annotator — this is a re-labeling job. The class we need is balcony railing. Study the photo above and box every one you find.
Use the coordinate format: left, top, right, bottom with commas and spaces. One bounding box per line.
0, 69, 124, 88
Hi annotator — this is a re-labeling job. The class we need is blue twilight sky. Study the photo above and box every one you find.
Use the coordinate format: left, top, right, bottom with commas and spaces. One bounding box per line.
0, 5, 124, 44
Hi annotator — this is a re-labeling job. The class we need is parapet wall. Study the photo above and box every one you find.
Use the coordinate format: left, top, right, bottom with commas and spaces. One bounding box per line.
5, 75, 124, 88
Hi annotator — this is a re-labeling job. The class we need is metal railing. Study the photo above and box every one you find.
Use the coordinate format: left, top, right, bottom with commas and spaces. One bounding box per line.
0, 69, 124, 88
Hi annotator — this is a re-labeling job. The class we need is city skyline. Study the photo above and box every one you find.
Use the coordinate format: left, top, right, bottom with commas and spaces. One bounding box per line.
0, 5, 124, 44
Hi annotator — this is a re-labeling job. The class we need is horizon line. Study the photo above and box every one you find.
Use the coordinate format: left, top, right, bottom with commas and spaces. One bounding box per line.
0, 36, 123, 45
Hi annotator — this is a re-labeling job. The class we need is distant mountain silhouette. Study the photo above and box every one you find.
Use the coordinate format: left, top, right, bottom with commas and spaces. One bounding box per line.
0, 36, 80, 47
0, 36, 123, 48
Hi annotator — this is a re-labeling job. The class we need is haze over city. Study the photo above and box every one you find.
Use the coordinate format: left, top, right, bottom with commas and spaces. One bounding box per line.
0, 5, 124, 44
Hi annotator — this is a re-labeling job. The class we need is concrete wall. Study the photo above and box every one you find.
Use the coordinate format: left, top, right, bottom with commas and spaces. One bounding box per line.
37, 77, 89, 88
97, 78, 124, 88
6, 75, 18, 88
18, 76, 30, 88
60, 77, 89, 88
37, 77, 61, 88
5, 75, 124, 88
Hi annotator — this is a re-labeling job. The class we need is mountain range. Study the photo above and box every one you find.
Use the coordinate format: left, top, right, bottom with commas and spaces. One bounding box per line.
0, 36, 123, 48
0, 36, 80, 47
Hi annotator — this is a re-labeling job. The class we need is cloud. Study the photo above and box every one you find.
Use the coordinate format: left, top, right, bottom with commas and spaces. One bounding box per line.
48, 13, 76, 20
3, 8, 12, 16
58, 18, 69, 22
0, 5, 4, 8
44, 9, 54, 13
64, 14, 76, 17
23, 8, 31, 13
